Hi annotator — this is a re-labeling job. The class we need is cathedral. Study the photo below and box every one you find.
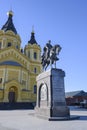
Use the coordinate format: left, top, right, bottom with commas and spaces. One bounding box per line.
0, 10, 41, 105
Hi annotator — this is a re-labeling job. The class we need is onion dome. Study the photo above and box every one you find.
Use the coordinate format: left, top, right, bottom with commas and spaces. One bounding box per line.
1, 10, 17, 34
28, 30, 37, 44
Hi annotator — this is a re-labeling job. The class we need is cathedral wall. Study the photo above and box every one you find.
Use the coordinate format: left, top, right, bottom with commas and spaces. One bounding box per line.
0, 68, 4, 89
0, 65, 32, 102
0, 62, 41, 103
7, 69, 19, 81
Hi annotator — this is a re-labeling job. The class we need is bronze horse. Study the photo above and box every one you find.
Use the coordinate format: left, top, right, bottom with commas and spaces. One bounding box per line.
41, 41, 61, 70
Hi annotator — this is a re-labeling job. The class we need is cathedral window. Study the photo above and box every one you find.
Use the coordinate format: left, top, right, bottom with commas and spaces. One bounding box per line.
0, 78, 2, 83
7, 42, 12, 47
21, 48, 23, 53
34, 52, 37, 59
16, 45, 19, 49
34, 68, 37, 73
34, 85, 37, 94
0, 42, 1, 49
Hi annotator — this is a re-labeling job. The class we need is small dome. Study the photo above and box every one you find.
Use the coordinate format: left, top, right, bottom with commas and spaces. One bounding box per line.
28, 31, 37, 45
7, 10, 13, 17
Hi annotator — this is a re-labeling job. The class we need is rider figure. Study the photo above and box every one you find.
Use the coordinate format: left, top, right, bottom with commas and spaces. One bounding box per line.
44, 40, 52, 58
41, 40, 61, 70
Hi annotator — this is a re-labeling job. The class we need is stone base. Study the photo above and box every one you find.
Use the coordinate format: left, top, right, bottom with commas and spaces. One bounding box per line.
35, 107, 51, 118
35, 105, 70, 120
35, 68, 70, 120
51, 106, 70, 117
35, 114, 70, 121
49, 116, 80, 121
34, 109, 79, 121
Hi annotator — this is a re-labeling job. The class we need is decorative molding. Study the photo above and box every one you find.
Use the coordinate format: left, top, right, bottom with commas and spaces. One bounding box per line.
0, 47, 30, 69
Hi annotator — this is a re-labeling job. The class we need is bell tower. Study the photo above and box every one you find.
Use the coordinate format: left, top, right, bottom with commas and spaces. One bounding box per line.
24, 30, 41, 73
24, 30, 41, 102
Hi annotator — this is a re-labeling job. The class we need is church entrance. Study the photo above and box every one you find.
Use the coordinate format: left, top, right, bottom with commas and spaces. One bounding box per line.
8, 87, 18, 103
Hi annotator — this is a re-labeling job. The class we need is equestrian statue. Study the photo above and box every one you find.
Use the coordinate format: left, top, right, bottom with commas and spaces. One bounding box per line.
41, 40, 61, 71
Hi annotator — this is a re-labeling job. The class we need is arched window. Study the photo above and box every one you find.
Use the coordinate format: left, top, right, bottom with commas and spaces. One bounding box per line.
7, 42, 12, 47
0, 78, 2, 83
34, 52, 37, 59
0, 42, 2, 49
34, 68, 37, 73
21, 48, 23, 53
16, 45, 19, 49
34, 85, 37, 94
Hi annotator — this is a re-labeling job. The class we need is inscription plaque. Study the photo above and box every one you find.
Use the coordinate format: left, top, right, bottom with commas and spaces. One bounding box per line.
52, 70, 65, 102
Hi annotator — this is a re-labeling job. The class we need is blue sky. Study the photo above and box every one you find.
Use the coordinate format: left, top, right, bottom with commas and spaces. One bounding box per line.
0, 0, 87, 92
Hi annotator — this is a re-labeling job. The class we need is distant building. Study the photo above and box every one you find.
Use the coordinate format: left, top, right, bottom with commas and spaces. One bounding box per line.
65, 90, 87, 106
0, 11, 41, 104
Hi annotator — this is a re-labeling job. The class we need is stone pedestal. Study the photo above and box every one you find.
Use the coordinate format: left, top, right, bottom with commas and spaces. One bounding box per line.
35, 68, 70, 120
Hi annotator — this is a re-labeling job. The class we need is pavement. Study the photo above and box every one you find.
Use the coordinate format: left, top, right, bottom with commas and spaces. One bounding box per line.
0, 106, 87, 130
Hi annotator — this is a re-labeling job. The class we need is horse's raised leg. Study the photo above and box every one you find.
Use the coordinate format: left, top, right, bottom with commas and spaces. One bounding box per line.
50, 59, 52, 69
54, 60, 56, 68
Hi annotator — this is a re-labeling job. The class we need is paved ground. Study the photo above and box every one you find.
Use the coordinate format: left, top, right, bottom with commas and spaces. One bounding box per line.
0, 106, 87, 130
